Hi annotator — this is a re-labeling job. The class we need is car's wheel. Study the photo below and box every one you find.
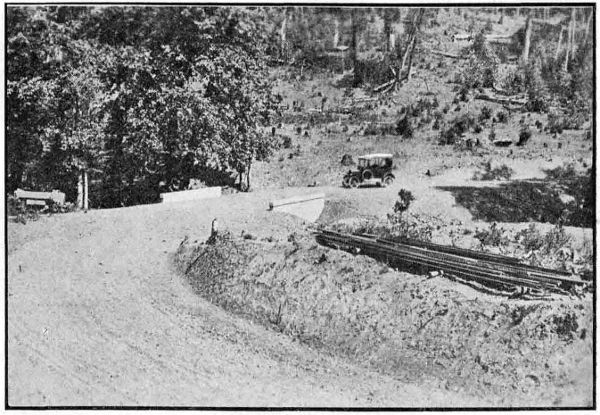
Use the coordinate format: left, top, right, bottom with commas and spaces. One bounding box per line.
342, 175, 350, 188
383, 175, 394, 187
349, 176, 359, 188
362, 169, 373, 181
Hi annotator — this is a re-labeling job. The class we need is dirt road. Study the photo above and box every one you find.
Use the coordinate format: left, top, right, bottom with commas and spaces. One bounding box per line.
8, 188, 490, 407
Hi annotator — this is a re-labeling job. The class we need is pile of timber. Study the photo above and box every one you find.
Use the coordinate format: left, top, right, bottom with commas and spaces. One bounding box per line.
315, 230, 589, 296
474, 90, 527, 107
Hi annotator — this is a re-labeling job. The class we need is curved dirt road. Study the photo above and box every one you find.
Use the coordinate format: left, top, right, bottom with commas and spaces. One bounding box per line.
8, 188, 488, 407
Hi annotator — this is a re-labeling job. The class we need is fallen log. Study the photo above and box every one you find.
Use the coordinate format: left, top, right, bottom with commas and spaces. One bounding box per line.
475, 93, 527, 107
374, 79, 396, 93
429, 49, 464, 59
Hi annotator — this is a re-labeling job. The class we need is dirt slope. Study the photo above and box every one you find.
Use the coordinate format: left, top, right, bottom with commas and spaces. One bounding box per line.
8, 189, 489, 407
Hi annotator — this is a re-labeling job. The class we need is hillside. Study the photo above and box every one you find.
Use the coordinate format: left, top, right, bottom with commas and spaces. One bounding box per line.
7, 5, 594, 409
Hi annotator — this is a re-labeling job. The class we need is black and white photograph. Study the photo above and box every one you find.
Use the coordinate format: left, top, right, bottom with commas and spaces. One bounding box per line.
5, 3, 596, 409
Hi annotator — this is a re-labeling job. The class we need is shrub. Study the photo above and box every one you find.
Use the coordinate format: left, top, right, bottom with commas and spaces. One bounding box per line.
474, 223, 509, 247
282, 135, 293, 149
524, 60, 549, 112
516, 224, 572, 256
363, 123, 379, 136
439, 113, 477, 145
473, 160, 514, 180
393, 189, 415, 215
396, 115, 414, 138
479, 105, 492, 122
459, 32, 499, 89
495, 110, 508, 123
548, 111, 586, 134
517, 125, 532, 146
488, 125, 496, 141
340, 154, 354, 166
484, 18, 493, 33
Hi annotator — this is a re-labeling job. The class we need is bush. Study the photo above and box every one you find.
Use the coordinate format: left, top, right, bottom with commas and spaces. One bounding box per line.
474, 223, 509, 247
524, 60, 549, 112
282, 135, 293, 149
484, 18, 493, 33
396, 115, 414, 138
473, 160, 514, 180
439, 113, 477, 145
495, 110, 508, 123
517, 125, 532, 146
548, 110, 586, 134
479, 105, 492, 122
459, 32, 499, 89
340, 154, 354, 166
393, 189, 415, 215
488, 125, 496, 141
515, 224, 571, 255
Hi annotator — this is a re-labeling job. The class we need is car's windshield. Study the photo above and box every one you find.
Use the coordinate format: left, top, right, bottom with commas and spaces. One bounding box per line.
358, 158, 369, 168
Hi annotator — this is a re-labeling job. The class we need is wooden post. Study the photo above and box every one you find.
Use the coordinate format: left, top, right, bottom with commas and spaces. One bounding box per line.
77, 171, 84, 209
83, 170, 89, 211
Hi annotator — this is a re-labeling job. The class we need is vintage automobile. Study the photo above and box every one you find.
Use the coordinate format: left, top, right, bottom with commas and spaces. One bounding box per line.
342, 153, 395, 188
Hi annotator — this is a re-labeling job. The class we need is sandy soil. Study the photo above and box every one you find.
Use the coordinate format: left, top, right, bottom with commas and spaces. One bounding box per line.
8, 187, 494, 407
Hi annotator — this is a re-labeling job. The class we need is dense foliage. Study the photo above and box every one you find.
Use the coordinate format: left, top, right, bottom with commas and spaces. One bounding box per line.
7, 6, 279, 206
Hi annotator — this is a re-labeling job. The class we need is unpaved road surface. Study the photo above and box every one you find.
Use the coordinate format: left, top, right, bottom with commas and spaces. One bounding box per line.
8, 187, 490, 407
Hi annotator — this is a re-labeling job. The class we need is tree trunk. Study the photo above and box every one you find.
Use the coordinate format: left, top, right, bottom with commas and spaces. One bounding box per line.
383, 9, 392, 52
570, 8, 577, 57
583, 8, 593, 45
351, 9, 359, 85
333, 17, 340, 48
245, 163, 251, 191
521, 17, 532, 63
563, 9, 575, 71
404, 36, 417, 80
399, 9, 424, 82
351, 10, 358, 65
280, 10, 287, 53
555, 26, 565, 60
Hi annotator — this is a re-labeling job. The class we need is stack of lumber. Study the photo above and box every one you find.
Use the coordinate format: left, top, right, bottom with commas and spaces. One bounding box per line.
315, 230, 589, 295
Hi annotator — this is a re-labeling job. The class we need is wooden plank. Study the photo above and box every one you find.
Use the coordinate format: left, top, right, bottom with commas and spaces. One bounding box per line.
269, 193, 325, 209
160, 187, 222, 203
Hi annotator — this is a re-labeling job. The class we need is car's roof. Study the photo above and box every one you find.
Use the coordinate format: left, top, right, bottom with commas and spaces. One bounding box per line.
358, 153, 393, 159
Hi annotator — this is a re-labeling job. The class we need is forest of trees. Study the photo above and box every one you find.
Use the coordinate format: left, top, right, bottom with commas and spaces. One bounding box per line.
7, 6, 594, 207
7, 6, 279, 206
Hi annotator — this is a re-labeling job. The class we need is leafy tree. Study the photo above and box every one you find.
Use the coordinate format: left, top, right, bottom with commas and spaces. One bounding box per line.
7, 6, 279, 206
